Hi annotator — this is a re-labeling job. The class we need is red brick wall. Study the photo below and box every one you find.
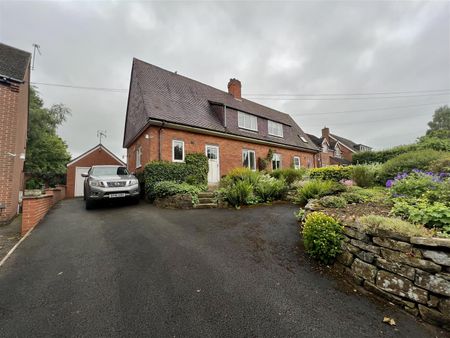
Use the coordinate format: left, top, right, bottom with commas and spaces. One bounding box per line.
21, 185, 66, 235
0, 66, 30, 224
127, 126, 316, 175
66, 148, 124, 198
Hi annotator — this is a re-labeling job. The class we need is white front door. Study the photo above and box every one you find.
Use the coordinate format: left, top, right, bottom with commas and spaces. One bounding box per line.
75, 167, 90, 197
205, 145, 220, 184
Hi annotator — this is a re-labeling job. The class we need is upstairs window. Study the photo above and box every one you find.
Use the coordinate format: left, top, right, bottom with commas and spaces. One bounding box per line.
172, 140, 185, 162
242, 149, 256, 170
238, 111, 258, 131
268, 120, 283, 137
272, 153, 281, 170
136, 146, 142, 168
335, 146, 342, 158
293, 156, 300, 169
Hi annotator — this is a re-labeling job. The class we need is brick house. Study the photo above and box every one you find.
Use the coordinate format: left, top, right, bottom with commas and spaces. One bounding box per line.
66, 144, 125, 198
307, 127, 372, 167
123, 59, 319, 184
0, 43, 31, 224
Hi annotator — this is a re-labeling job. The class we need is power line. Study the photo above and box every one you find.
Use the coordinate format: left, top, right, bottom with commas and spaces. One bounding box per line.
246, 92, 450, 101
31, 82, 127, 92
246, 88, 450, 97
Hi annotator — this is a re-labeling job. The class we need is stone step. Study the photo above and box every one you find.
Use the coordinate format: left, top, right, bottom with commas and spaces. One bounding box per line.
194, 203, 218, 209
198, 197, 215, 204
198, 192, 215, 198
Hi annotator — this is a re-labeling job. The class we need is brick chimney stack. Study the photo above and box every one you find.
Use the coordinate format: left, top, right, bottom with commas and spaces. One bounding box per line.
228, 78, 241, 100
322, 127, 330, 141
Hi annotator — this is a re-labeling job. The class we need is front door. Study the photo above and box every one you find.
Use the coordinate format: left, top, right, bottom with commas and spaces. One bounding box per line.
205, 145, 220, 184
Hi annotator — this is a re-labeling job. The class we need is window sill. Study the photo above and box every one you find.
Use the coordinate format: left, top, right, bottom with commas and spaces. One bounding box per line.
172, 160, 185, 163
135, 165, 142, 169
268, 133, 284, 138
238, 127, 258, 133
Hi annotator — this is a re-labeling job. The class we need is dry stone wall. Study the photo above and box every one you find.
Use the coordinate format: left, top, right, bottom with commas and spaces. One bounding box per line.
335, 223, 450, 330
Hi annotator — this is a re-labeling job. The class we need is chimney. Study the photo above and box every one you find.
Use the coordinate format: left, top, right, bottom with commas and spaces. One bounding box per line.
228, 78, 241, 100
322, 127, 330, 141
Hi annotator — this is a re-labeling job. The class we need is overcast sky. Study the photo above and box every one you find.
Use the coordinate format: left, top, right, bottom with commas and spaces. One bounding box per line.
1, 0, 449, 159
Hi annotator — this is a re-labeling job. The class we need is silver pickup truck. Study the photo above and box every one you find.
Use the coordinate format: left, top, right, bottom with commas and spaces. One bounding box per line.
82, 165, 140, 209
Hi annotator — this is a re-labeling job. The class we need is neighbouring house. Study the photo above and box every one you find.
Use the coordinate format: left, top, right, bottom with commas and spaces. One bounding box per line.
307, 127, 372, 167
66, 144, 125, 198
123, 58, 319, 184
0, 43, 31, 224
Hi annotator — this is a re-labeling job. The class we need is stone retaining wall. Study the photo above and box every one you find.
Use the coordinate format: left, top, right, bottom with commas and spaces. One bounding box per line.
335, 223, 450, 330
154, 194, 194, 209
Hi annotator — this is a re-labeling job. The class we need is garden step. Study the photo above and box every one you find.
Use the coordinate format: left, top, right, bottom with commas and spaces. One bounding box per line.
198, 197, 215, 204
194, 203, 218, 209
198, 192, 215, 198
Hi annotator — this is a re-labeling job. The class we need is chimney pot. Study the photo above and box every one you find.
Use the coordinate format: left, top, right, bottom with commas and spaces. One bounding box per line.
228, 78, 241, 100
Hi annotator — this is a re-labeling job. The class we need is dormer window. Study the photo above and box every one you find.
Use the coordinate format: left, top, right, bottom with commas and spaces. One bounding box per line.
238, 111, 258, 131
335, 146, 342, 158
268, 120, 283, 137
322, 142, 328, 153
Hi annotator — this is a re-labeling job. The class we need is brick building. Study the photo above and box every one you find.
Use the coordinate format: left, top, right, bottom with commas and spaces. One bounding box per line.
307, 127, 372, 167
123, 58, 319, 184
0, 43, 31, 224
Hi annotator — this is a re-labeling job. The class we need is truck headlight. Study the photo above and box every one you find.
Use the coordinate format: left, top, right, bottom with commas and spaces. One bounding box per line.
89, 180, 104, 187
128, 179, 139, 186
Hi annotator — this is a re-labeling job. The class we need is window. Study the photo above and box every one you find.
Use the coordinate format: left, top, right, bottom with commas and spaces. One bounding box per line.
238, 111, 258, 131
300, 136, 308, 143
268, 120, 283, 137
335, 146, 342, 158
293, 156, 300, 169
272, 153, 281, 170
136, 146, 142, 168
172, 140, 184, 162
242, 149, 256, 170
322, 142, 328, 153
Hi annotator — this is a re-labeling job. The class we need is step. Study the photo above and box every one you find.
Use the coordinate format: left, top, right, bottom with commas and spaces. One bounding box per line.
198, 192, 215, 198
194, 203, 218, 209
198, 197, 215, 204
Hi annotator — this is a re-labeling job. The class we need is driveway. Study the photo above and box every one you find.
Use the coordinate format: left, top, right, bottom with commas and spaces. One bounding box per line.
0, 199, 442, 337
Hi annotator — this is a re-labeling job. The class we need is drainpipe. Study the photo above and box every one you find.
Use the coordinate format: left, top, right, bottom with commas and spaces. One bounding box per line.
158, 121, 165, 161
224, 104, 227, 129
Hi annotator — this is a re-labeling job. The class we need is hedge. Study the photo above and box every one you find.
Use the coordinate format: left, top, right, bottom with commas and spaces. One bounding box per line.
309, 165, 352, 182
144, 153, 208, 200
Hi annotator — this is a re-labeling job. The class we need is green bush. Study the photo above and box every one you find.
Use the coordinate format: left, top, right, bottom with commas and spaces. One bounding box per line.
270, 168, 305, 186
389, 172, 443, 200
295, 180, 346, 205
302, 212, 343, 264
219, 167, 260, 188
254, 175, 287, 202
379, 150, 445, 184
340, 191, 366, 204
309, 165, 352, 182
25, 177, 44, 189
351, 164, 379, 187
428, 154, 450, 173
319, 196, 347, 208
144, 153, 208, 200
153, 181, 203, 204
223, 180, 255, 208
358, 215, 431, 237
294, 208, 306, 222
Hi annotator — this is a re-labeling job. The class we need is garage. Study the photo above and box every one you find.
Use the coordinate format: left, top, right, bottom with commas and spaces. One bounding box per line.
66, 144, 125, 198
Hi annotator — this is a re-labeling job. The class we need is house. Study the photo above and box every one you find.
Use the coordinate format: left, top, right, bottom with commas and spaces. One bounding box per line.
123, 59, 319, 184
0, 43, 31, 224
66, 144, 125, 198
307, 127, 372, 167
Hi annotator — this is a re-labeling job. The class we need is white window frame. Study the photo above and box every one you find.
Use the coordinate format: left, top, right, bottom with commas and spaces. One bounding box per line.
172, 140, 185, 162
293, 156, 301, 169
242, 149, 256, 171
335, 146, 342, 158
238, 111, 258, 131
268, 120, 283, 137
272, 153, 281, 170
135, 146, 142, 169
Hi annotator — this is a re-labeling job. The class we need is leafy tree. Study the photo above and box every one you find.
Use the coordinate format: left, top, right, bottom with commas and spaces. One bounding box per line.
25, 88, 71, 188
426, 105, 450, 135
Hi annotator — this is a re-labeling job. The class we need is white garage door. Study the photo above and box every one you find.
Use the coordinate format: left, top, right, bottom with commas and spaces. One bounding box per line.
74, 167, 90, 197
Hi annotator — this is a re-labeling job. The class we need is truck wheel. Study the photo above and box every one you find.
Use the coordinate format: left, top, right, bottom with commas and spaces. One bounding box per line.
85, 199, 95, 210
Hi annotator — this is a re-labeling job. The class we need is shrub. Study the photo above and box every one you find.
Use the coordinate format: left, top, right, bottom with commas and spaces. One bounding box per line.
294, 208, 306, 222
309, 165, 352, 182
295, 180, 345, 205
358, 215, 431, 237
388, 171, 446, 200
254, 175, 287, 202
319, 196, 347, 208
270, 168, 305, 186
144, 153, 208, 200
153, 181, 203, 204
220, 167, 260, 188
340, 191, 366, 204
428, 154, 450, 173
352, 144, 416, 165
302, 212, 343, 264
224, 180, 255, 208
351, 164, 379, 187
379, 150, 445, 184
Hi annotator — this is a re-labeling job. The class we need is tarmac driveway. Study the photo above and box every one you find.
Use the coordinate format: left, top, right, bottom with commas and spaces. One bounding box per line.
0, 199, 442, 337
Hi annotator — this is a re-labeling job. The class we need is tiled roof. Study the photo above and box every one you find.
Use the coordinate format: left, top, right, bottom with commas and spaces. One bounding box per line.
124, 58, 318, 152
0, 43, 31, 82
330, 134, 359, 152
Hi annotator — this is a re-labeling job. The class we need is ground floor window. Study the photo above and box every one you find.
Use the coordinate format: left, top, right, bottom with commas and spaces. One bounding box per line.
242, 149, 256, 170
172, 140, 185, 162
272, 153, 281, 170
136, 146, 142, 168
293, 156, 300, 169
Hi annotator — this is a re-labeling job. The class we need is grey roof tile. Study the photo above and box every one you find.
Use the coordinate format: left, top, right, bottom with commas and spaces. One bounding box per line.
0, 43, 31, 82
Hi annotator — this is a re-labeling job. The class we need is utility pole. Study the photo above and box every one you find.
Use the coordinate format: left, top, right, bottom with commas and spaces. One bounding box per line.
32, 44, 41, 71
97, 130, 107, 144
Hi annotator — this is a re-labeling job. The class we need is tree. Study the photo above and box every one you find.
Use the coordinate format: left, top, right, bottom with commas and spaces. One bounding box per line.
426, 105, 450, 135
25, 87, 71, 188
